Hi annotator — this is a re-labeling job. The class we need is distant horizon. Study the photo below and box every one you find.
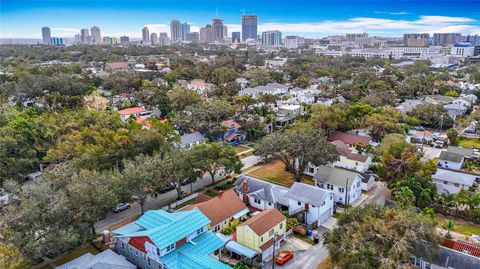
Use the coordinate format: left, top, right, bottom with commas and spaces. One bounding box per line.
1, 0, 480, 39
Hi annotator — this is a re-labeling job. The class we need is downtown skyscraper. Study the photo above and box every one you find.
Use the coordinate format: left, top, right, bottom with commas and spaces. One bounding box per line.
142, 27, 150, 43
212, 19, 224, 41
262, 30, 282, 48
181, 22, 190, 41
90, 26, 101, 44
41, 27, 51, 44
80, 28, 90, 44
242, 15, 258, 41
170, 20, 181, 42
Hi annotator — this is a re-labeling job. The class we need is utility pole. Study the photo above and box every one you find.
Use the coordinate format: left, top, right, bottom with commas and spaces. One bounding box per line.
271, 233, 278, 269
345, 177, 349, 206
440, 114, 444, 131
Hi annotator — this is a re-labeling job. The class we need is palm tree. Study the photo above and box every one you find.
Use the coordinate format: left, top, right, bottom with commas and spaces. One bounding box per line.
395, 186, 416, 208
442, 219, 456, 239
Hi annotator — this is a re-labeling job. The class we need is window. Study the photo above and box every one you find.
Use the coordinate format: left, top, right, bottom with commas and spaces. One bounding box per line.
322, 201, 325, 206
260, 237, 263, 242
297, 201, 301, 206
254, 197, 261, 204
197, 227, 204, 235
280, 223, 283, 229
268, 202, 272, 206
339, 187, 344, 193
424, 263, 431, 269
129, 246, 132, 253
319, 184, 324, 188
269, 229, 274, 236
121, 242, 125, 250
213, 224, 220, 232
156, 248, 160, 256
147, 258, 151, 267
327, 184, 330, 189
444, 181, 448, 185
135, 251, 138, 256
166, 243, 175, 252
224, 220, 227, 224
330, 196, 332, 200
454, 183, 460, 187
357, 182, 360, 188
311, 205, 315, 208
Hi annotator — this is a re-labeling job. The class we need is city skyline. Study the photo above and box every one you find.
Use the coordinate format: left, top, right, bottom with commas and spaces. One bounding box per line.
1, 0, 480, 40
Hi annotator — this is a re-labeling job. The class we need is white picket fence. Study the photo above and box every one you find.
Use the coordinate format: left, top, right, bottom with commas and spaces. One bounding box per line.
161, 193, 198, 211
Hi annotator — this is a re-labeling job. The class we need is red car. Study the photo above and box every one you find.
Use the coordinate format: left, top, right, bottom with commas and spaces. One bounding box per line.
275, 250, 294, 265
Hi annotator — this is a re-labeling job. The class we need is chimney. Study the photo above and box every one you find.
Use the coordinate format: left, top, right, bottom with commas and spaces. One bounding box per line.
242, 180, 249, 192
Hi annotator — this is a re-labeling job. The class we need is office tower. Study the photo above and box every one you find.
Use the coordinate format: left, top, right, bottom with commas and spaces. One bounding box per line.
186, 32, 199, 43
212, 19, 224, 41
159, 32, 170, 46
142, 27, 150, 43
466, 34, 480, 45
223, 25, 228, 38
170, 20, 181, 42
262, 30, 282, 48
74, 34, 81, 44
284, 36, 300, 49
50, 37, 64, 45
232, 32, 241, 43
242, 15, 258, 41
150, 33, 158, 45
120, 36, 130, 45
181, 22, 190, 41
200, 24, 213, 43
103, 37, 117, 45
345, 33, 368, 42
433, 33, 461, 46
41, 27, 51, 44
90, 26, 102, 44
80, 28, 90, 43
403, 33, 429, 47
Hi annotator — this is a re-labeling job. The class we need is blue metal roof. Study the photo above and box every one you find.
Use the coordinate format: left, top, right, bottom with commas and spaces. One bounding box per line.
112, 222, 143, 235
162, 231, 229, 269
118, 209, 210, 250
225, 241, 258, 259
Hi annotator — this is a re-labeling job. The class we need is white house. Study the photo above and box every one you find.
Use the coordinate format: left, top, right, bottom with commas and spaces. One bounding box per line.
313, 166, 363, 205
360, 173, 375, 191
438, 151, 464, 170
117, 107, 152, 122
187, 79, 212, 93
284, 182, 334, 228
234, 175, 289, 210
432, 168, 479, 195
175, 131, 205, 149
238, 83, 288, 99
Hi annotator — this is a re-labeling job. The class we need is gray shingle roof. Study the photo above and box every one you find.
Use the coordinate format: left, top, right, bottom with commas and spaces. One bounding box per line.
313, 166, 361, 188
234, 175, 289, 206
179, 132, 204, 147
447, 146, 474, 158
284, 182, 332, 206
439, 151, 464, 163
56, 249, 136, 269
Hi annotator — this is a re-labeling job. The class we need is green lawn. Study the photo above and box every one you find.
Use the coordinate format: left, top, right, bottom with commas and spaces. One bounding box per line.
438, 216, 480, 236
233, 145, 250, 154
458, 138, 480, 149
247, 160, 314, 187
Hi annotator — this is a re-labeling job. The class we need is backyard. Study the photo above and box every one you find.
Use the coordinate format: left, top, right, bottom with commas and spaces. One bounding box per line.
438, 216, 480, 236
247, 160, 315, 187
458, 138, 480, 149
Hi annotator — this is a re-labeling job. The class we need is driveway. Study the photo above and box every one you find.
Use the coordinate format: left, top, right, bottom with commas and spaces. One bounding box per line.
279, 229, 330, 269
421, 146, 445, 161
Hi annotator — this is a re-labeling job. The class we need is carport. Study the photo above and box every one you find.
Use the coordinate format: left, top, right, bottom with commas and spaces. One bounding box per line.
225, 240, 258, 260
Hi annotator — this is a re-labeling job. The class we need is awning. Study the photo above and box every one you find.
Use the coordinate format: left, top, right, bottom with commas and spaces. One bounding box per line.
232, 208, 250, 219
225, 241, 257, 259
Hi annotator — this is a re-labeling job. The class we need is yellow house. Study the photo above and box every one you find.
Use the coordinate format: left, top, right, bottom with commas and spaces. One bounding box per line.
235, 208, 287, 261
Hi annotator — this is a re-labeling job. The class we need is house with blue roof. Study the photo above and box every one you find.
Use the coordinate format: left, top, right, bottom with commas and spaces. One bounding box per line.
112, 209, 230, 269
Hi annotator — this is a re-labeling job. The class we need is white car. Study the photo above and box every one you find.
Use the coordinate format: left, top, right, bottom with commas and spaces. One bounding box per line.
113, 203, 130, 213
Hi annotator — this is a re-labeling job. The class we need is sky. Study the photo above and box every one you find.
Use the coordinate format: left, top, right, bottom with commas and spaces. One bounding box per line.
1, 0, 480, 39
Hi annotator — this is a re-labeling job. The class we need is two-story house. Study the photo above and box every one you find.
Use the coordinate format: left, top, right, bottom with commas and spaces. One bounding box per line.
117, 107, 152, 122
284, 182, 334, 228
432, 168, 479, 195
182, 189, 249, 233
313, 166, 363, 205
235, 209, 287, 262
220, 120, 246, 146
113, 209, 229, 269
234, 175, 289, 211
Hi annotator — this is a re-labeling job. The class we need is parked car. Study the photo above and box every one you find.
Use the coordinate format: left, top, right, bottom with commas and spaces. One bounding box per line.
157, 183, 175, 193
275, 250, 293, 265
113, 203, 130, 213
181, 178, 195, 186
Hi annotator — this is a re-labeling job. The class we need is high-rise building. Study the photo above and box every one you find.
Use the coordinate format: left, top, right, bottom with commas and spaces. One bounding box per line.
433, 33, 462, 46
74, 34, 81, 44
186, 32, 199, 43
262, 30, 282, 48
284, 36, 300, 49
50, 37, 64, 45
80, 28, 90, 44
212, 19, 224, 41
403, 33, 429, 47
90, 26, 102, 44
159, 32, 170, 46
181, 22, 190, 41
103, 37, 118, 45
120, 36, 130, 45
223, 25, 228, 38
41, 27, 51, 44
232, 32, 241, 43
345, 33, 368, 42
200, 24, 213, 43
170, 20, 181, 42
142, 27, 150, 43
150, 33, 158, 45
466, 34, 480, 45
242, 15, 258, 41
